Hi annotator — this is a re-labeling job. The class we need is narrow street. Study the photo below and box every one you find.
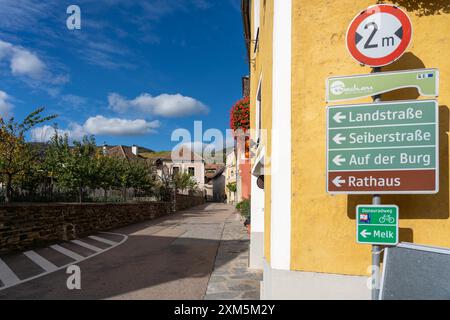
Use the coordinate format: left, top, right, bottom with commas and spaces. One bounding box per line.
0, 203, 259, 300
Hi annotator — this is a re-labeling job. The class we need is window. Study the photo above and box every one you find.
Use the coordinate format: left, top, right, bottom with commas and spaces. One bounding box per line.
188, 167, 195, 177
172, 167, 180, 175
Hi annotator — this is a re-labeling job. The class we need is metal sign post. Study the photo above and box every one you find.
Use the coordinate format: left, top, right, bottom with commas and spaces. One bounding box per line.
371, 67, 382, 300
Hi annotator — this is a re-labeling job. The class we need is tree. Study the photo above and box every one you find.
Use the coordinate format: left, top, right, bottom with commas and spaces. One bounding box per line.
95, 155, 119, 202
155, 167, 175, 202
56, 135, 98, 203
0, 108, 56, 203
173, 172, 199, 194
118, 159, 155, 201
42, 129, 71, 200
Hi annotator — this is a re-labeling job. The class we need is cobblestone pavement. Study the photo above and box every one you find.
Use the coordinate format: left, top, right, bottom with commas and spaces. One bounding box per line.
204, 209, 262, 300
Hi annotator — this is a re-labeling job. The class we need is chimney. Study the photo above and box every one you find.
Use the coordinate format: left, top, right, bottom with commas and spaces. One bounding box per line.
132, 145, 138, 156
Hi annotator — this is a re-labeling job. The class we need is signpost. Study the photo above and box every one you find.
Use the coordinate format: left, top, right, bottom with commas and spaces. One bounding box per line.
327, 100, 439, 194
346, 4, 412, 67
357, 205, 399, 245
326, 69, 439, 103
329, 3, 439, 300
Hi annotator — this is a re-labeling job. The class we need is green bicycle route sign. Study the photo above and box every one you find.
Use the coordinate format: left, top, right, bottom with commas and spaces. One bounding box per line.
326, 99, 439, 194
326, 69, 439, 103
357, 205, 399, 245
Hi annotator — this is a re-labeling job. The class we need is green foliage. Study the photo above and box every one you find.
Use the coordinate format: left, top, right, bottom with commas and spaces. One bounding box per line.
0, 108, 56, 203
0, 110, 189, 204
236, 198, 251, 220
52, 135, 97, 203
42, 133, 157, 203
226, 182, 237, 193
173, 172, 199, 194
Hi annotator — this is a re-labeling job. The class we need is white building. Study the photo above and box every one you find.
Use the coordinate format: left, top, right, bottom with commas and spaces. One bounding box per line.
225, 149, 238, 204
144, 148, 206, 192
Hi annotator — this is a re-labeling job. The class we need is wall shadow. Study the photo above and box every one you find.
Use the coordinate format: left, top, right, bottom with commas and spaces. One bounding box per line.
347, 52, 449, 221
380, 52, 425, 101
377, 0, 450, 16
399, 228, 414, 243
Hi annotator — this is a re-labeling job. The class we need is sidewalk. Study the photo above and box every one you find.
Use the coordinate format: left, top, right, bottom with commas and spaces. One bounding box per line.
204, 209, 262, 300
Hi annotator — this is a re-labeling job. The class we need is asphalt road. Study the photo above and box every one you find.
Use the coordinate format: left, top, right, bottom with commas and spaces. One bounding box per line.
0, 203, 235, 300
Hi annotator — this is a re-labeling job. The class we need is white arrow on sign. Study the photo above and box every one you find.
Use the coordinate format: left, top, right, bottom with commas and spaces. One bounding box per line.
332, 155, 346, 166
360, 230, 372, 239
333, 112, 347, 124
332, 176, 346, 188
333, 134, 346, 145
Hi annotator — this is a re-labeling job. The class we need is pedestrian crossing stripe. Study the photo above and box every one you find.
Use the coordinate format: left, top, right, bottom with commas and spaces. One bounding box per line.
0, 233, 127, 291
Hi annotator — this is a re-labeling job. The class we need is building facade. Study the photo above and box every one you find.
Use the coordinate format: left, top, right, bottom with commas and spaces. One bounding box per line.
242, 0, 450, 299
205, 164, 226, 202
142, 149, 206, 192
225, 149, 238, 204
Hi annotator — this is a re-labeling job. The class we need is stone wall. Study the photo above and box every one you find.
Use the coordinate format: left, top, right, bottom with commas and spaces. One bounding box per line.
0, 195, 205, 255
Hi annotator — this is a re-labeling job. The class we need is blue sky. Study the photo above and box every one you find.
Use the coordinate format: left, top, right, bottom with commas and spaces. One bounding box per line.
0, 0, 247, 151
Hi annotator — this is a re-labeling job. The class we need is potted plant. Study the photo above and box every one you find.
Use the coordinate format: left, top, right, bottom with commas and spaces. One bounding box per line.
236, 198, 251, 234
230, 96, 250, 133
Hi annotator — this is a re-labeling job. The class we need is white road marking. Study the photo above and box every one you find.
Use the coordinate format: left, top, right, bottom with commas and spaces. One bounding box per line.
0, 232, 127, 292
88, 235, 117, 246
71, 240, 102, 253
0, 258, 20, 287
23, 251, 58, 272
50, 245, 84, 261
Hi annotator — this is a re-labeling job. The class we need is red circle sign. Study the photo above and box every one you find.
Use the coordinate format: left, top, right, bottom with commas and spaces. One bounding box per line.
346, 4, 412, 67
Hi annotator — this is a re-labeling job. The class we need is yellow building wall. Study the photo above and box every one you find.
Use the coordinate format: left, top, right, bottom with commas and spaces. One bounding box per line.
250, 0, 274, 262
291, 0, 450, 276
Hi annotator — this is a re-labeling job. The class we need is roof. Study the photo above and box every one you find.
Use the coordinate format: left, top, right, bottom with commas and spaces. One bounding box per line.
141, 147, 204, 163
104, 145, 143, 160
241, 0, 251, 66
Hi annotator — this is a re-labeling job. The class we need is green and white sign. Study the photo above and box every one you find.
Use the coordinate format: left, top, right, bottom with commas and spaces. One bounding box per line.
326, 69, 439, 102
327, 99, 439, 194
357, 205, 399, 245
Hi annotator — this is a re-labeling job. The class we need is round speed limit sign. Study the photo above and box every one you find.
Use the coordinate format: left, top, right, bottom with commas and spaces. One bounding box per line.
346, 4, 412, 67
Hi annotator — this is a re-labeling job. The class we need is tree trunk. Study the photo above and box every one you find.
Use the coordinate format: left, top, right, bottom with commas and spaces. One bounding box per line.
50, 176, 54, 202
4, 174, 12, 203
78, 186, 83, 204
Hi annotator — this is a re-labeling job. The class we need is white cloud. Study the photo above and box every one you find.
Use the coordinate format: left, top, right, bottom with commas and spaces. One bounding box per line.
84, 116, 160, 136
59, 94, 88, 109
31, 124, 85, 143
31, 116, 161, 142
10, 48, 45, 77
0, 90, 14, 117
108, 92, 209, 117
0, 40, 12, 60
0, 40, 45, 78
